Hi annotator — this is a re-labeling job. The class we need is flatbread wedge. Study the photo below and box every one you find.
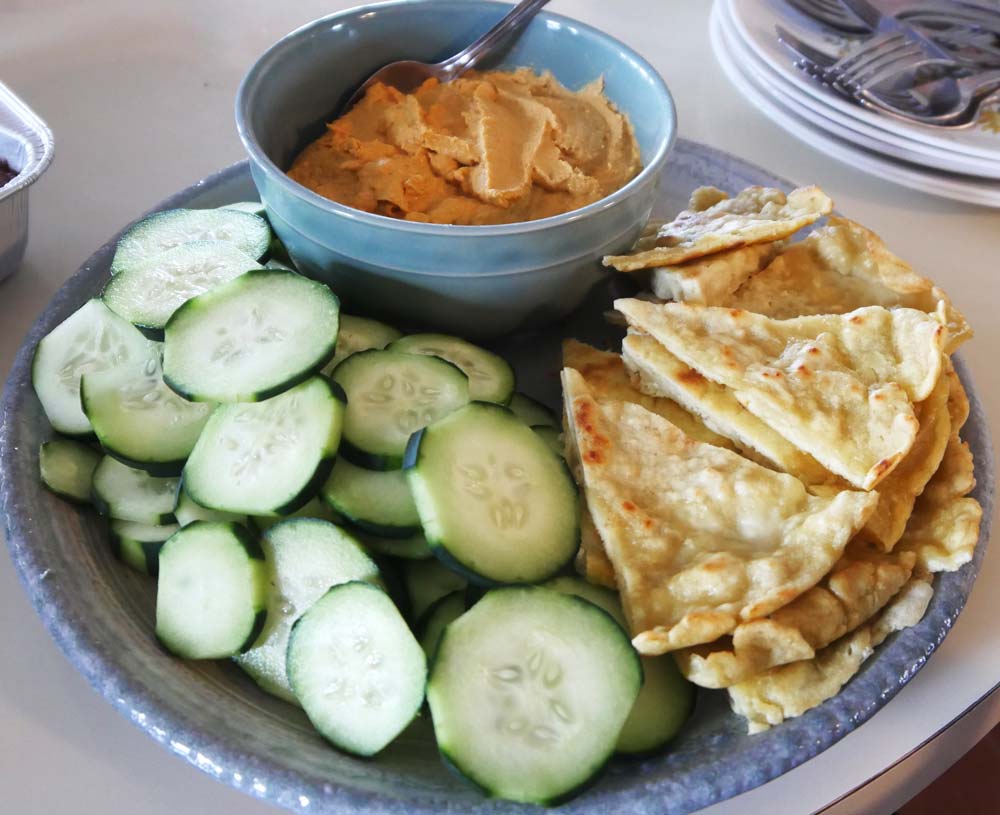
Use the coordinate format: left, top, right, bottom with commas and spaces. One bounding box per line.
675, 541, 916, 689
728, 575, 933, 733
616, 299, 947, 489
604, 186, 832, 271
621, 331, 834, 485
562, 339, 734, 449
561, 368, 878, 654
725, 217, 972, 353
858, 364, 952, 551
647, 243, 781, 305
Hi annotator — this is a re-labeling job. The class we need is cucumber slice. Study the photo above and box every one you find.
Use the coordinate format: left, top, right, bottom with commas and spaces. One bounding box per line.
103, 242, 264, 333
32, 299, 151, 435
390, 334, 514, 404
250, 496, 342, 533
403, 558, 467, 620
220, 201, 267, 217
155, 522, 267, 659
174, 489, 247, 527
532, 425, 563, 458
332, 350, 469, 470
91, 456, 179, 524
236, 519, 380, 703
321, 314, 402, 375
163, 270, 340, 403
321, 457, 420, 538
427, 587, 641, 804
39, 439, 101, 503
264, 257, 295, 271
356, 531, 434, 561
405, 403, 579, 585
546, 576, 695, 755
109, 519, 180, 576
183, 376, 344, 516
417, 591, 466, 658
111, 208, 271, 274
287, 581, 426, 756
81, 345, 213, 476
508, 392, 558, 428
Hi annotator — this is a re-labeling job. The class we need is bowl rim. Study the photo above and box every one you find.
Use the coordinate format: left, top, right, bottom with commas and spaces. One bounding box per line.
234, 0, 677, 237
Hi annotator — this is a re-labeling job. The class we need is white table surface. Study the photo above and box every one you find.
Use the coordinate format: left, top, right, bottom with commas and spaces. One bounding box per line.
1, 1, 997, 813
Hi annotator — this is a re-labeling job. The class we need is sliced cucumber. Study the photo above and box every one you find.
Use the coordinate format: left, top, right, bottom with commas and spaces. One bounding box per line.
39, 439, 101, 503
111, 208, 270, 274
155, 522, 267, 659
287, 581, 426, 756
235, 519, 380, 703
417, 591, 466, 658
163, 270, 340, 403
265, 257, 295, 271
250, 496, 341, 533
174, 489, 247, 527
405, 403, 579, 585
220, 201, 267, 217
103, 242, 264, 333
332, 350, 469, 469
183, 376, 344, 515
81, 345, 213, 476
546, 576, 695, 755
356, 531, 434, 561
32, 299, 151, 435
532, 425, 563, 458
321, 314, 402, 375
321, 457, 420, 538
109, 519, 180, 576
427, 587, 641, 804
508, 392, 558, 428
404, 558, 467, 620
91, 456, 179, 524
390, 334, 514, 404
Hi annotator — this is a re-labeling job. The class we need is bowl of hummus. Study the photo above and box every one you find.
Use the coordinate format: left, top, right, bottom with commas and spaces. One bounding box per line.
237, 0, 675, 337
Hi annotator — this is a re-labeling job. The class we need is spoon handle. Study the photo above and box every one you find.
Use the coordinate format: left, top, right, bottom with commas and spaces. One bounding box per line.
438, 0, 552, 77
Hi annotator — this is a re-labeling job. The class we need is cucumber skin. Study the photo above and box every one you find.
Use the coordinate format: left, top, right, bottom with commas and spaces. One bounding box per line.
109, 534, 165, 577
402, 410, 580, 587
162, 270, 341, 403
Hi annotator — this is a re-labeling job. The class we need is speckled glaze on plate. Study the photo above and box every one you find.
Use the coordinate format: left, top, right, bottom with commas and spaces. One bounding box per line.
1, 141, 994, 815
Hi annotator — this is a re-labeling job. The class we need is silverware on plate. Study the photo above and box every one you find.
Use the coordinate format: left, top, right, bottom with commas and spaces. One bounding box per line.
777, 24, 1000, 126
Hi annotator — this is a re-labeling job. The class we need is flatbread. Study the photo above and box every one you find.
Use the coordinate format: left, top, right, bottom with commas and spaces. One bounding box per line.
649, 243, 781, 305
561, 368, 878, 654
922, 435, 975, 506
897, 495, 983, 574
725, 217, 972, 352
575, 496, 617, 589
728, 575, 933, 733
675, 541, 916, 689
945, 363, 971, 432
858, 365, 952, 551
604, 186, 833, 271
616, 299, 947, 489
621, 331, 834, 485
562, 339, 734, 449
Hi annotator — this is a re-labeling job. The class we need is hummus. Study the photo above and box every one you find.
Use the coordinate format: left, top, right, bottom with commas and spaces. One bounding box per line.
287, 68, 642, 225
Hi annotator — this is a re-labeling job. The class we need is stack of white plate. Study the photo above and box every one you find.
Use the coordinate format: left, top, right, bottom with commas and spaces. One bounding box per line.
711, 0, 1000, 206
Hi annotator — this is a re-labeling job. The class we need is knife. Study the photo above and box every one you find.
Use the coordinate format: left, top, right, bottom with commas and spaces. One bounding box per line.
836, 0, 958, 62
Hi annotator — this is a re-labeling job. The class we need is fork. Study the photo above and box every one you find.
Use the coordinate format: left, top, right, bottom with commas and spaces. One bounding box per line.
787, 0, 1000, 35
779, 25, 1000, 125
778, 26, 953, 92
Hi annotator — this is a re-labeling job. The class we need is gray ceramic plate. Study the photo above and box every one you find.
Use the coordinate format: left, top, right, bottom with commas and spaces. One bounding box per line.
1, 140, 994, 815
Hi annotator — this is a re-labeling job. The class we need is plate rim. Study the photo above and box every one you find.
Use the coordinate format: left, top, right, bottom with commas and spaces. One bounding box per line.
1, 149, 994, 815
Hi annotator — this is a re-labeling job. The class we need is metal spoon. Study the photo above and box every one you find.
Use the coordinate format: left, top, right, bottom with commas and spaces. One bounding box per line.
339, 0, 552, 112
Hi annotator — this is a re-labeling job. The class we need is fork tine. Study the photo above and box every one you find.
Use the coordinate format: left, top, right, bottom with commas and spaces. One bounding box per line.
843, 42, 924, 84
835, 34, 908, 75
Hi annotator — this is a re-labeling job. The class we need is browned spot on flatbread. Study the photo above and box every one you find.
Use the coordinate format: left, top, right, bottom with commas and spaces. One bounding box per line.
622, 500, 637, 512
677, 367, 706, 385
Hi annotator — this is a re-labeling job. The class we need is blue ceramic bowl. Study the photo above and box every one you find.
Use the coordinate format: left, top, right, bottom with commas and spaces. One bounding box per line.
236, 0, 676, 338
